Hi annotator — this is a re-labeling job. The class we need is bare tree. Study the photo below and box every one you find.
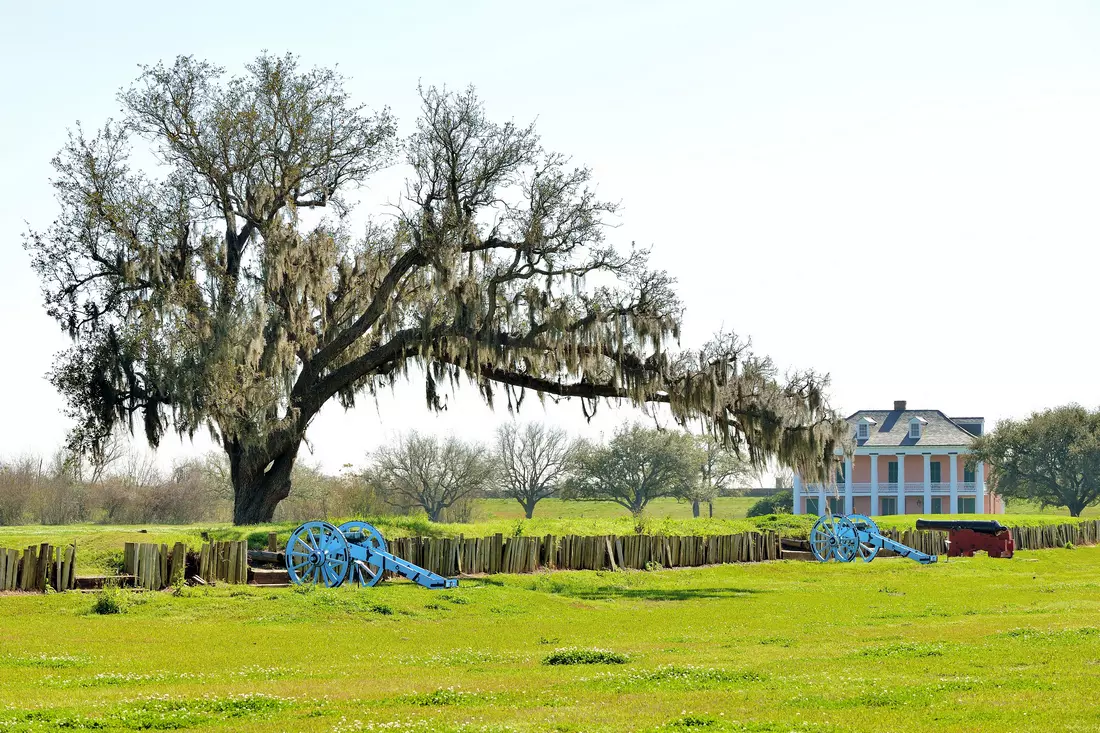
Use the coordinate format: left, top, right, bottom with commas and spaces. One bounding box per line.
0, 455, 42, 525
64, 429, 127, 485
684, 436, 753, 518
495, 422, 575, 519
371, 432, 493, 522
27, 54, 846, 523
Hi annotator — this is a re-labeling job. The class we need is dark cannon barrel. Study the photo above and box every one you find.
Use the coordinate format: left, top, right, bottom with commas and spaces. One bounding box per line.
915, 519, 1007, 534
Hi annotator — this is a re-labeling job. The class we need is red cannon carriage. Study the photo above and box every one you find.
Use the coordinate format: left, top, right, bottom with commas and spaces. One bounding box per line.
915, 519, 1015, 558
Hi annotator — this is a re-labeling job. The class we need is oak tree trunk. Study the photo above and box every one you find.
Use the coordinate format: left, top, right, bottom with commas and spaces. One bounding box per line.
228, 439, 302, 525
692, 499, 701, 518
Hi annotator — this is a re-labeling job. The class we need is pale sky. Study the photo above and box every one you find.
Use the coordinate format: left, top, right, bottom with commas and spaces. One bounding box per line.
1, 1, 1098, 473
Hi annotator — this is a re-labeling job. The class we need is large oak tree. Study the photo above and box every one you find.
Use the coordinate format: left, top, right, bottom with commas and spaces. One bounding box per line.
974, 405, 1100, 517
27, 53, 845, 524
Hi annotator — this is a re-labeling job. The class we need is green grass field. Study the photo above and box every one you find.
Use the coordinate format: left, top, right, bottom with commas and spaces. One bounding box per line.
473, 497, 760, 521
1003, 499, 1100, 517
1, 547, 1099, 732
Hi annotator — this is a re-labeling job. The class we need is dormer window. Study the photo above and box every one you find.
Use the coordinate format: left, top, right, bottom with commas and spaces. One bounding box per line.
908, 416, 927, 440
856, 416, 876, 441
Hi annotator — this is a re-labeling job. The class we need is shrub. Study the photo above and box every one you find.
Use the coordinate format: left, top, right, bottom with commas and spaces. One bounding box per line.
542, 648, 628, 665
746, 490, 792, 517
90, 585, 128, 615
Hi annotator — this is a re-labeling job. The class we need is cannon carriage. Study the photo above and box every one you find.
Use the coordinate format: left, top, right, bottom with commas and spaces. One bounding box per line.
285, 520, 458, 589
809, 513, 938, 564
916, 518, 1014, 558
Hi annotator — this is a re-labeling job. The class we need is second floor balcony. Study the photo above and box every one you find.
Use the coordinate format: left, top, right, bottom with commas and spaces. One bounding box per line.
803, 482, 979, 495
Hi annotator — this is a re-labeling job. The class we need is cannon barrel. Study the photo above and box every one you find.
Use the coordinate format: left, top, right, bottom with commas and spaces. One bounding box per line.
915, 519, 1006, 534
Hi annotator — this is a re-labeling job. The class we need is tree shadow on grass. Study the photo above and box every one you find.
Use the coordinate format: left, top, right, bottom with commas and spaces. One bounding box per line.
555, 586, 767, 601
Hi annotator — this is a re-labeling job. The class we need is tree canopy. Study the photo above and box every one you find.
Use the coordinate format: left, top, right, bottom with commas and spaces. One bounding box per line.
564, 424, 703, 515
973, 405, 1100, 517
26, 53, 846, 524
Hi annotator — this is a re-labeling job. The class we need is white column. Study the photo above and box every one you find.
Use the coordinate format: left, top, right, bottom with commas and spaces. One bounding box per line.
818, 482, 826, 517
897, 453, 906, 515
870, 454, 879, 516
923, 453, 932, 514
844, 456, 853, 515
792, 473, 802, 515
976, 461, 986, 514
949, 452, 959, 514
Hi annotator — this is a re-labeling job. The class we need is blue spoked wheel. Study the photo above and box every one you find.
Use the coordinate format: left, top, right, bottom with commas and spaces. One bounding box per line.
286, 521, 351, 587
846, 514, 881, 562
810, 515, 860, 562
338, 520, 387, 587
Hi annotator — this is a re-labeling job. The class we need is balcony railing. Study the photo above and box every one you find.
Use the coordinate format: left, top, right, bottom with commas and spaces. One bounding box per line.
803, 481, 980, 495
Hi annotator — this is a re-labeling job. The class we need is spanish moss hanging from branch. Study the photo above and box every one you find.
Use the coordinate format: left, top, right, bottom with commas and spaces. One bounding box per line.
25, 54, 848, 524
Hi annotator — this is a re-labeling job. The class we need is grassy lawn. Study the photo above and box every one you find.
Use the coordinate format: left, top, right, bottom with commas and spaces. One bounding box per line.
1, 547, 1099, 731
1004, 499, 1100, 517
474, 496, 761, 521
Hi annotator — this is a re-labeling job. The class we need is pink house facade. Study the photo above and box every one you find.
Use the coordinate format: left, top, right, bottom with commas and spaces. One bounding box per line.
793, 400, 1003, 516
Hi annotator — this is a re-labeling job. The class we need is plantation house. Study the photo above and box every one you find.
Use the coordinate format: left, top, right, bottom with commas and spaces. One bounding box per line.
793, 400, 1002, 516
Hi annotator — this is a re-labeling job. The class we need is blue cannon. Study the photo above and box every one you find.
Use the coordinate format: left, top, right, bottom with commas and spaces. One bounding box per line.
809, 514, 937, 565
285, 520, 458, 589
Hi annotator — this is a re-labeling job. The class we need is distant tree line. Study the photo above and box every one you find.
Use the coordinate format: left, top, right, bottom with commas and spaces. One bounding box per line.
0, 422, 787, 526
0, 440, 390, 527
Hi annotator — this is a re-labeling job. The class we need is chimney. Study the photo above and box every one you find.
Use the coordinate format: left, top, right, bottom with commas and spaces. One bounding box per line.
894, 400, 907, 412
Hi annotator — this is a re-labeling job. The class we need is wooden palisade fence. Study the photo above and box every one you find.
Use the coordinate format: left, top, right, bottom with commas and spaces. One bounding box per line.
124, 542, 189, 590
0, 543, 77, 591
197, 540, 248, 585
6, 519, 1100, 593
383, 520, 1100, 577
385, 530, 785, 577
122, 540, 247, 590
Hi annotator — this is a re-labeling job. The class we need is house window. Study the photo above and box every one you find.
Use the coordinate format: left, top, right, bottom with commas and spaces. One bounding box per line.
828, 497, 844, 515
958, 497, 976, 514
930, 462, 942, 484
806, 497, 820, 515
857, 423, 869, 440
964, 465, 976, 483
835, 463, 846, 484
888, 461, 899, 484
909, 421, 921, 440
931, 497, 943, 514
880, 496, 898, 515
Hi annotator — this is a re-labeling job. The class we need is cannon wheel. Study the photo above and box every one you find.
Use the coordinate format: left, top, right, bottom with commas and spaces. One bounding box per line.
847, 514, 881, 563
338, 520, 387, 587
810, 515, 860, 562
286, 521, 351, 587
